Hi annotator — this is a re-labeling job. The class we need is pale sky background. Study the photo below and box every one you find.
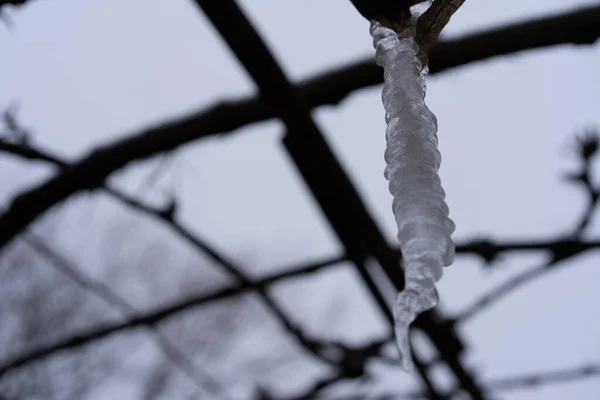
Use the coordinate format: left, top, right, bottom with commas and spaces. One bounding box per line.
1, 0, 600, 399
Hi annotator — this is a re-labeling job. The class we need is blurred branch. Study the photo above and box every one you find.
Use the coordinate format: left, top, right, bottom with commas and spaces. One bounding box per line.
274, 375, 346, 400
0, 0, 29, 9
0, 254, 346, 376
5, 134, 600, 262
453, 250, 587, 324
268, 338, 392, 400
1, 4, 600, 250
111, 188, 342, 365
565, 128, 600, 234
4, 138, 600, 375
327, 363, 600, 399
454, 129, 600, 324
199, 0, 479, 396
0, 139, 63, 166
454, 237, 600, 264
0, 139, 342, 366
5, 139, 600, 386
486, 363, 600, 392
1, 104, 29, 143
21, 233, 233, 400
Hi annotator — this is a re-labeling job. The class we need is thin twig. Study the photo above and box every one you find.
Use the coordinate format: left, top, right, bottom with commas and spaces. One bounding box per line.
455, 130, 600, 323
486, 363, 600, 392
0, 138, 339, 366
0, 253, 347, 376
416, 0, 465, 64
21, 233, 234, 400
326, 363, 600, 399
453, 252, 582, 324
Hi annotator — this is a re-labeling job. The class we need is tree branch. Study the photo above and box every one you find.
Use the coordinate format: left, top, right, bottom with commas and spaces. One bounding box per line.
21, 234, 233, 400
327, 363, 600, 399
486, 363, 600, 392
0, 139, 345, 366
454, 130, 600, 324
0, 254, 346, 377
1, 5, 599, 250
3, 227, 598, 380
0, 0, 29, 8
453, 246, 594, 324
4, 140, 600, 378
416, 0, 465, 64
5, 136, 600, 261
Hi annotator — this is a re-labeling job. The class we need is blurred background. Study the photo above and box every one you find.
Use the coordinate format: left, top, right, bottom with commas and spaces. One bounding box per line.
1, 1, 600, 399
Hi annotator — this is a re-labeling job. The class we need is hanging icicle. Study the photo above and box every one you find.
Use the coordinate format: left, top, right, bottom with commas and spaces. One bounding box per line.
371, 17, 455, 371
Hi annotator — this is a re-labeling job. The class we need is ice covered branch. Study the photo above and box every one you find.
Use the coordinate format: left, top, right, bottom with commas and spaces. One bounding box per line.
370, 1, 460, 368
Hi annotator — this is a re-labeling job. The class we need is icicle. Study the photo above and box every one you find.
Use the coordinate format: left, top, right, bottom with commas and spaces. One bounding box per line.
370, 19, 455, 372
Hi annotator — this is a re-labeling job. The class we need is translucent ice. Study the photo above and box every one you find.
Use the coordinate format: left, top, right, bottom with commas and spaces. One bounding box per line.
370, 20, 455, 372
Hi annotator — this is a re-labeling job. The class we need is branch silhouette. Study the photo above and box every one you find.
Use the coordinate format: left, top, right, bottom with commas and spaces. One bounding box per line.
454, 128, 600, 324
21, 234, 233, 400
1, 5, 599, 250
1, 4, 600, 399
2, 138, 600, 387
0, 138, 345, 367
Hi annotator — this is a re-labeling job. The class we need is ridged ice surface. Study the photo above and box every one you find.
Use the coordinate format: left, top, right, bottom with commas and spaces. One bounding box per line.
371, 20, 455, 372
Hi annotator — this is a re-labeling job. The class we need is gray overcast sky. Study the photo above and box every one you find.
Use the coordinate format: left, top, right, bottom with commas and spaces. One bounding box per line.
1, 1, 600, 399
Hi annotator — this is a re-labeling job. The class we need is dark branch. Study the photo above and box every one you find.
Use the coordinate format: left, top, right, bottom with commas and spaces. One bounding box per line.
455, 130, 600, 323
455, 237, 600, 263
269, 338, 392, 400
0, 255, 346, 377
487, 363, 600, 392
416, 0, 465, 64
454, 243, 593, 324
22, 234, 233, 400
1, 5, 599, 250
329, 363, 600, 399
0, 139, 343, 366
0, 0, 29, 8
566, 128, 600, 234
5, 140, 600, 390
5, 137, 600, 261
195, 1, 483, 397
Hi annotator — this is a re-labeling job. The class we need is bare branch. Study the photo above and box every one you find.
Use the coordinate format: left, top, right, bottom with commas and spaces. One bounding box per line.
22, 234, 233, 400
0, 255, 346, 376
565, 128, 600, 234
0, 139, 343, 366
1, 5, 599, 250
455, 129, 600, 323
327, 363, 600, 399
487, 363, 600, 392
454, 243, 595, 324
5, 136, 600, 261
4, 140, 600, 384
416, 0, 465, 64
0, 0, 29, 8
